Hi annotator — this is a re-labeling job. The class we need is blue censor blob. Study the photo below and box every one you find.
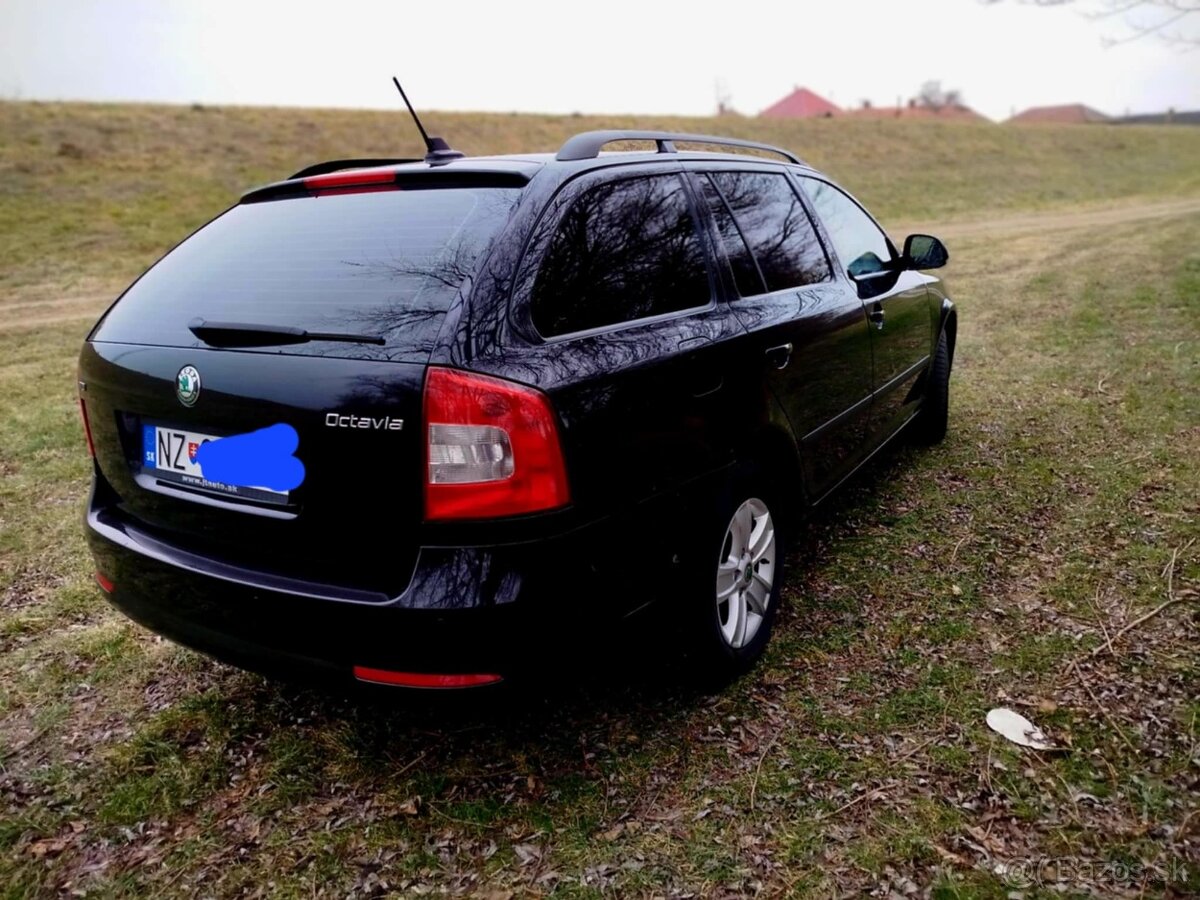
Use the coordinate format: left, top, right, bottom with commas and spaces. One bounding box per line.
195, 423, 306, 493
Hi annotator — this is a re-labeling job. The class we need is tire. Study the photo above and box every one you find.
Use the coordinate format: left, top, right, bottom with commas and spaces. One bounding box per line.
682, 474, 784, 689
912, 330, 951, 444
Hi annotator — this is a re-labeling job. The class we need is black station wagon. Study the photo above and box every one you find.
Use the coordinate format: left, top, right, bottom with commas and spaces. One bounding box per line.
79, 130, 955, 689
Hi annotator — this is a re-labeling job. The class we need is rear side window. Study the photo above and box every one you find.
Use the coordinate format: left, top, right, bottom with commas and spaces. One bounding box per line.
93, 186, 521, 360
698, 175, 767, 298
531, 174, 711, 338
708, 172, 830, 293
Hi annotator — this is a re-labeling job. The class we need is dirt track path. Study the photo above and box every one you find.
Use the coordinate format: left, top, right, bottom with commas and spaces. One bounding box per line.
4, 195, 1200, 334
893, 195, 1200, 241
1, 295, 115, 332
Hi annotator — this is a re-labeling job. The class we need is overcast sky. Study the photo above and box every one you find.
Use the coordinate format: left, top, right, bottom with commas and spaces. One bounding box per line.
1, 0, 1197, 121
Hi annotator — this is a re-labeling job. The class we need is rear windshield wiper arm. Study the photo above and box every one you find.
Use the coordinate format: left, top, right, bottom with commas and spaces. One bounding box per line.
188, 318, 386, 348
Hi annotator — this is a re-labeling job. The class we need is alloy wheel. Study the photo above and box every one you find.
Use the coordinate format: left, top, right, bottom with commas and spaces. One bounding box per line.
715, 497, 776, 649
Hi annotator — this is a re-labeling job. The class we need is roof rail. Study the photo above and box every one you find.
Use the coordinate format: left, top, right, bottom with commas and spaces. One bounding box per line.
288, 158, 421, 180
555, 130, 803, 165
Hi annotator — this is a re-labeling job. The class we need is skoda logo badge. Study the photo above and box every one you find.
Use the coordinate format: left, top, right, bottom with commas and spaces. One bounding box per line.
176, 365, 201, 407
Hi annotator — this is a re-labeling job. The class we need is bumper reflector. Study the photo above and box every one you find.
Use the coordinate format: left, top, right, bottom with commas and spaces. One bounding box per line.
94, 571, 115, 593
352, 666, 503, 688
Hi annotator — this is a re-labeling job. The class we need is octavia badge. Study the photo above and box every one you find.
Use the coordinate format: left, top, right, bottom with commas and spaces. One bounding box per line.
176, 365, 201, 407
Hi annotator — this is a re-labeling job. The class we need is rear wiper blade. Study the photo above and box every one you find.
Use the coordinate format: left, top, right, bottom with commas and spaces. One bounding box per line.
188, 318, 386, 348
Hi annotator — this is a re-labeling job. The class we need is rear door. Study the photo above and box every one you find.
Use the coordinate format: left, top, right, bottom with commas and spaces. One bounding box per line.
496, 166, 747, 520
695, 168, 876, 500
796, 176, 933, 440
81, 180, 522, 598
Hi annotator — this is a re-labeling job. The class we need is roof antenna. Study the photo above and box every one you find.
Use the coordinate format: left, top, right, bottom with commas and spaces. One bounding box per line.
392, 76, 464, 165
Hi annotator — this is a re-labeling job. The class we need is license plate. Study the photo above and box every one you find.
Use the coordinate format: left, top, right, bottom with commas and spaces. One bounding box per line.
141, 424, 289, 505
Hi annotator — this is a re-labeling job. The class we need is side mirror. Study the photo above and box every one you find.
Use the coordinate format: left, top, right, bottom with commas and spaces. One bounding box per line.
902, 234, 949, 270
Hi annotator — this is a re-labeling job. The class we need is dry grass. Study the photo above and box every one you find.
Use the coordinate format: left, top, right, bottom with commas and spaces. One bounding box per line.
0, 101, 1198, 897
2, 99, 1199, 305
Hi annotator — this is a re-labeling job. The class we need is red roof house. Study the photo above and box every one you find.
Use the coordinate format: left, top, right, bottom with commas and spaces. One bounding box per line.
760, 87, 842, 119
845, 99, 989, 122
1007, 104, 1110, 124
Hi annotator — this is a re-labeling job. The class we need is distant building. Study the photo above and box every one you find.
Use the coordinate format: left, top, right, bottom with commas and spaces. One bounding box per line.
760, 87, 841, 119
1116, 109, 1200, 126
1007, 104, 1110, 124
845, 98, 988, 122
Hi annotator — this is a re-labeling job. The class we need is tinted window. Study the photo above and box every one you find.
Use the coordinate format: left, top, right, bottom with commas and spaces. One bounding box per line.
531, 175, 711, 337
93, 187, 521, 360
708, 172, 829, 293
799, 178, 892, 278
698, 175, 767, 297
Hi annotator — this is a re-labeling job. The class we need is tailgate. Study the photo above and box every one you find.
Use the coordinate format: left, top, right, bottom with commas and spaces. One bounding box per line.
80, 341, 424, 597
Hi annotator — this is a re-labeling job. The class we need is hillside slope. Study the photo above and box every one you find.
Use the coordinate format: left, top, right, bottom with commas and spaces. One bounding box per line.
2, 101, 1199, 301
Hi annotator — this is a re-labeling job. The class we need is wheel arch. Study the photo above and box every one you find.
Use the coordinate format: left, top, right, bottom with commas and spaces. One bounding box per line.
735, 422, 806, 527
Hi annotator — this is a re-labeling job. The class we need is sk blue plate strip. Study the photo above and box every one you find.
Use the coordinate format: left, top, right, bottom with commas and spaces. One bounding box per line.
142, 424, 157, 466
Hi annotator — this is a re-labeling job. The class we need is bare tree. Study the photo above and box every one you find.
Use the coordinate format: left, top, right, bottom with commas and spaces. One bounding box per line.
915, 80, 964, 111
714, 78, 738, 116
981, 0, 1200, 48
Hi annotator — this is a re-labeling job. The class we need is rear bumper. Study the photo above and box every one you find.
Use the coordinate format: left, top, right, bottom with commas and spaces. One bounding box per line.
87, 507, 578, 686
84, 476, 717, 687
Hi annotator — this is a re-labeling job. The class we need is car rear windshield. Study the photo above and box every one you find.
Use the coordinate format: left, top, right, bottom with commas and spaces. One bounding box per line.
92, 185, 522, 360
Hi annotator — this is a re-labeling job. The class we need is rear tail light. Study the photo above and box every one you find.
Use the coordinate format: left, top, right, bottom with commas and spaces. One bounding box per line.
423, 367, 570, 520
79, 398, 95, 458
94, 571, 114, 593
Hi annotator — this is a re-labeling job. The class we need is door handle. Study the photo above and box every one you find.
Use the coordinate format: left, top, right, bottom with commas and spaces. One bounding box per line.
765, 342, 793, 370
869, 303, 885, 331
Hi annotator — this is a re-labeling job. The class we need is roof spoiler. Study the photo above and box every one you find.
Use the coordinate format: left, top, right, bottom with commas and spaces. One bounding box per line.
555, 130, 804, 165
242, 168, 530, 204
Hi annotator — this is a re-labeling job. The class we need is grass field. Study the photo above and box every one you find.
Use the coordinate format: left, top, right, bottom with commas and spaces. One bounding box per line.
1, 102, 1198, 897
